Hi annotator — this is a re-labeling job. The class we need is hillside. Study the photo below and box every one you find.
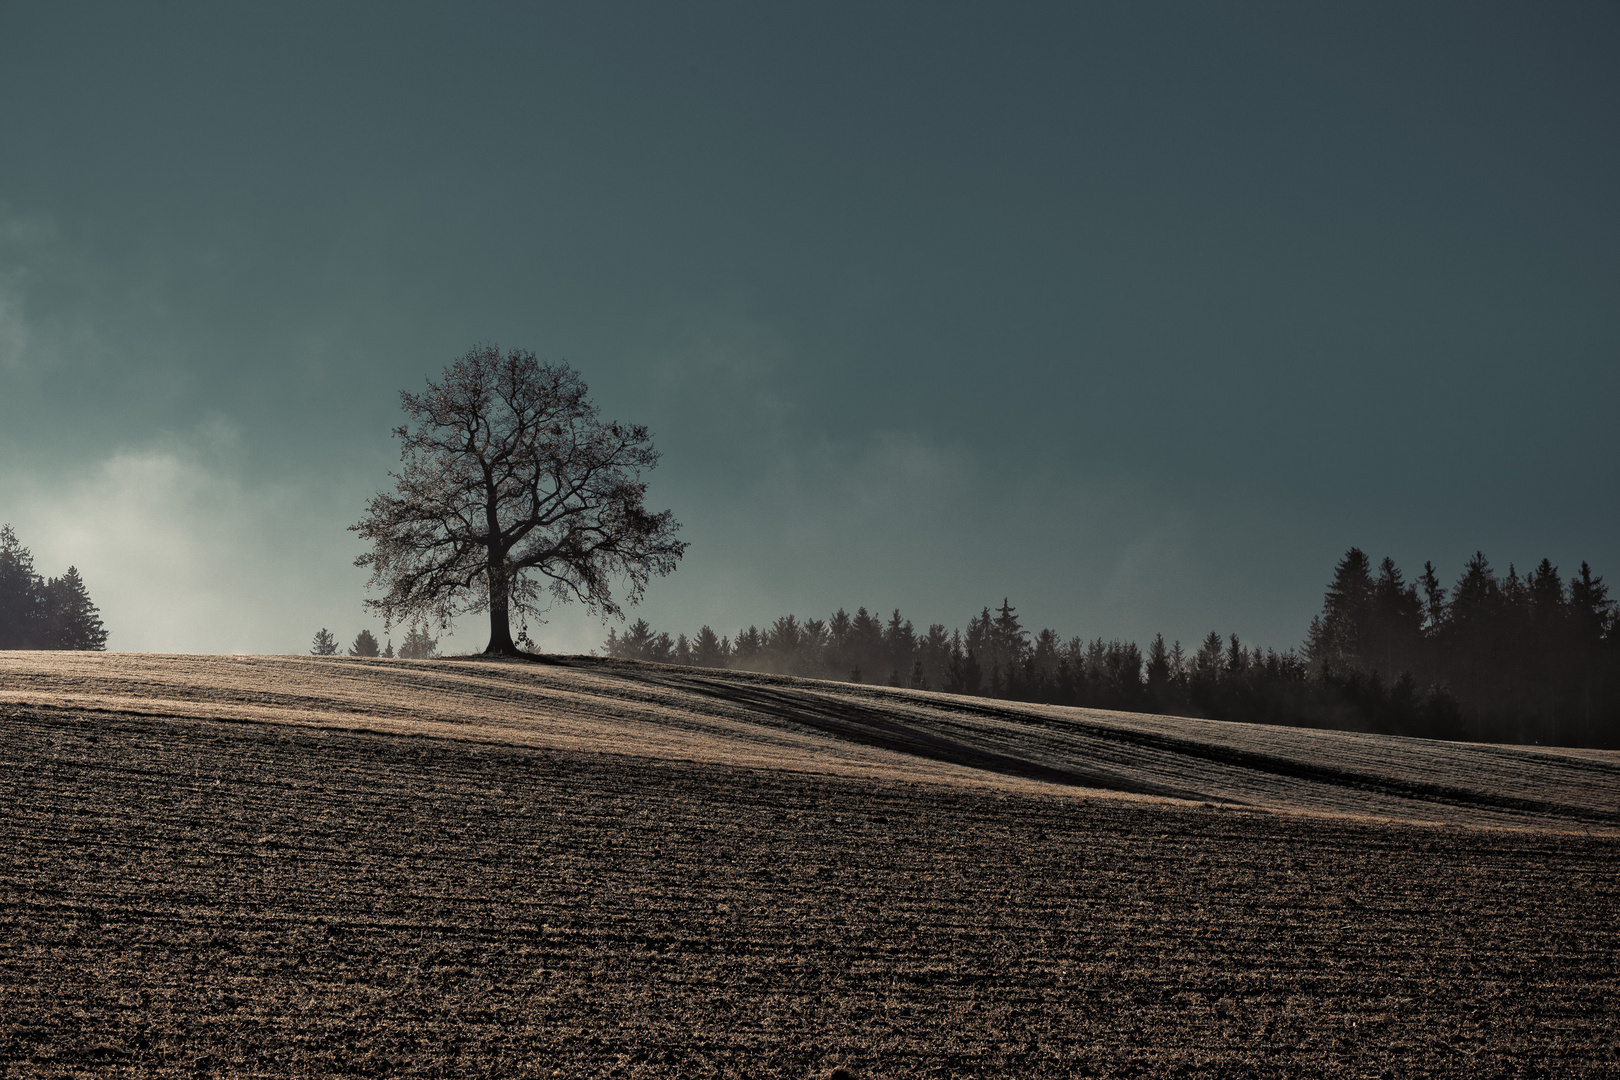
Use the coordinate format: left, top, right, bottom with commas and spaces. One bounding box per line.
2, 652, 1617, 1077
4, 652, 1616, 831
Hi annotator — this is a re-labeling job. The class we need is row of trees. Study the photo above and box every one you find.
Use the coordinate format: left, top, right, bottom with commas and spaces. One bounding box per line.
309, 624, 438, 659
0, 526, 108, 650
1302, 549, 1615, 745
603, 550, 1619, 748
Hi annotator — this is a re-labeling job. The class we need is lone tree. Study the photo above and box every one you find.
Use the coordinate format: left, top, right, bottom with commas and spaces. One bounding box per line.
352, 345, 686, 656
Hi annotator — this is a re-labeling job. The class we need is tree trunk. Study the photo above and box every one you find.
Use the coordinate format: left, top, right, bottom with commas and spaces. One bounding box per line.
484, 560, 520, 655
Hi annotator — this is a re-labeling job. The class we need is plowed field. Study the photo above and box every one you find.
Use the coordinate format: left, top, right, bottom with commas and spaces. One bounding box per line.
1, 653, 1616, 1078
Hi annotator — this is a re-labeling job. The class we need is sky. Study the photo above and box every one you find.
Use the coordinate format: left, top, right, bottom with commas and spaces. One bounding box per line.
1, 2, 1616, 657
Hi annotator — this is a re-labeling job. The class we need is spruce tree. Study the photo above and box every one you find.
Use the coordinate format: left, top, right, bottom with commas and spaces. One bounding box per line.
765, 615, 802, 669
693, 625, 726, 667
41, 567, 108, 650
0, 525, 43, 649
398, 621, 439, 659
1145, 633, 1172, 696
348, 630, 381, 657
1368, 557, 1422, 683
1419, 561, 1447, 636
1568, 562, 1614, 741
800, 618, 828, 675
990, 599, 1029, 673
733, 625, 762, 667
648, 631, 674, 662
620, 618, 655, 660
918, 623, 951, 690
884, 610, 918, 683
1307, 548, 1375, 674
310, 628, 340, 655
849, 608, 883, 680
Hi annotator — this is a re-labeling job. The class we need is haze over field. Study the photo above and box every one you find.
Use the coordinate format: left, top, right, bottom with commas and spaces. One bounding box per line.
3, 4, 1617, 654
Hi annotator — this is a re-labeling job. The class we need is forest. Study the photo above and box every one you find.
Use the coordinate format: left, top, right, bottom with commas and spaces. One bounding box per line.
0, 525, 107, 651
604, 549, 1619, 749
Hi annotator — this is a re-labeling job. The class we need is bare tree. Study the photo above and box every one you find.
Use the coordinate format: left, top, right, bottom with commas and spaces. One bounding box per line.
352, 345, 686, 656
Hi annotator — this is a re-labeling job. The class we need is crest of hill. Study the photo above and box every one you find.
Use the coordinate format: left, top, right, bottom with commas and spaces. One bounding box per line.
2, 651, 1615, 833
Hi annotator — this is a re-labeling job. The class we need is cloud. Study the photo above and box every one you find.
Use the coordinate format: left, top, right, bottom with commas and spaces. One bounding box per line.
3, 427, 373, 653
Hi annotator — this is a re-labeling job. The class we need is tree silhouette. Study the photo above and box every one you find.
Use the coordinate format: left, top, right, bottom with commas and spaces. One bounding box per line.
40, 567, 108, 650
398, 621, 439, 660
348, 630, 381, 657
1306, 548, 1375, 675
353, 345, 686, 656
0, 526, 43, 648
310, 628, 340, 655
692, 625, 727, 667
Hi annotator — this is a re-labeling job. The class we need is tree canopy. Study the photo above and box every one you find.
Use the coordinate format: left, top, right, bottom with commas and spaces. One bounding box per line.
352, 345, 686, 655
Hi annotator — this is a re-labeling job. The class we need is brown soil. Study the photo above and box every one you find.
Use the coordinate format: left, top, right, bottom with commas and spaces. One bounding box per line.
1, 653, 1616, 1077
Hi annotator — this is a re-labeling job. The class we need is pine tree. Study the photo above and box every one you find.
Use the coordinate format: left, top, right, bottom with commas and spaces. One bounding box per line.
40, 567, 108, 650
918, 623, 952, 691
1146, 633, 1171, 697
1568, 562, 1615, 742
800, 618, 828, 675
620, 618, 655, 660
398, 621, 439, 659
0, 525, 43, 649
765, 615, 802, 670
348, 630, 381, 657
693, 625, 726, 667
1419, 561, 1447, 636
310, 628, 340, 655
1307, 548, 1375, 675
1031, 627, 1062, 690
1367, 557, 1422, 683
943, 632, 983, 695
990, 599, 1029, 671
648, 631, 674, 662
849, 608, 883, 681
884, 610, 918, 684
733, 625, 762, 667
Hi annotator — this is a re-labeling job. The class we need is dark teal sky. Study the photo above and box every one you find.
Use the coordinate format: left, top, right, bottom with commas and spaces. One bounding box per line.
2, 2, 1616, 654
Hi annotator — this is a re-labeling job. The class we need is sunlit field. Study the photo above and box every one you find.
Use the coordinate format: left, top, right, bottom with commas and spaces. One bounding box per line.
2, 653, 1616, 1077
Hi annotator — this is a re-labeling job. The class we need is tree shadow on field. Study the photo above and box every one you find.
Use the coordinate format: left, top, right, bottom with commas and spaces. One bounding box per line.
652, 674, 1200, 799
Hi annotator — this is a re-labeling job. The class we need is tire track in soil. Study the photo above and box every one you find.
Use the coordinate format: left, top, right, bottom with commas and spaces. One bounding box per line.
2, 706, 1617, 1078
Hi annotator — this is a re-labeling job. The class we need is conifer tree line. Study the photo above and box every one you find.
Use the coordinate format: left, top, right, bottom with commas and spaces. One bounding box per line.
308, 623, 438, 659
603, 548, 1619, 748
0, 525, 108, 650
